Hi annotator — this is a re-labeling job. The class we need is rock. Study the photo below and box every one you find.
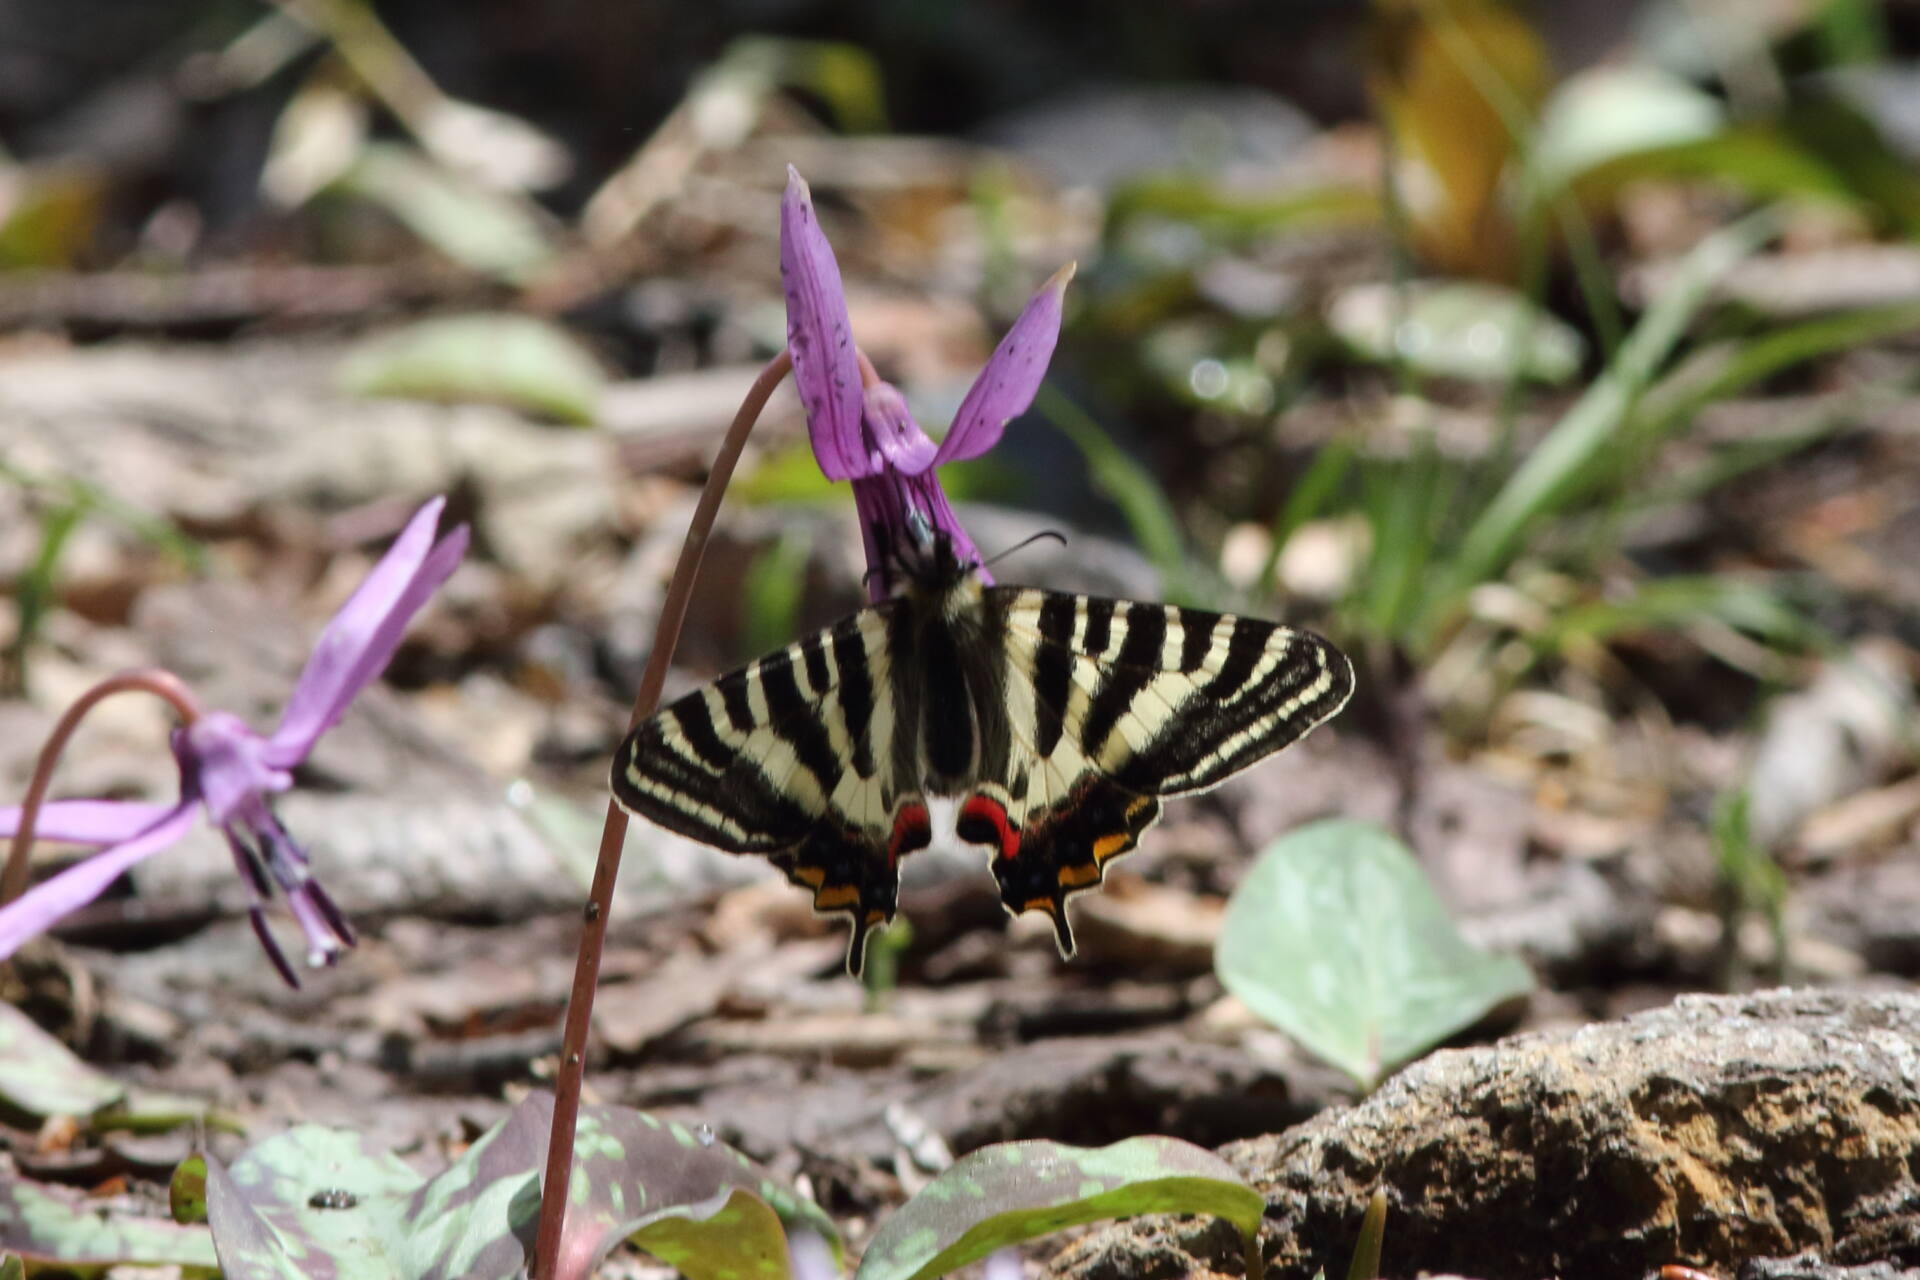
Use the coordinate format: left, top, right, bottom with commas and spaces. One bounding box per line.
1741, 1260, 1920, 1280
1049, 989, 1920, 1280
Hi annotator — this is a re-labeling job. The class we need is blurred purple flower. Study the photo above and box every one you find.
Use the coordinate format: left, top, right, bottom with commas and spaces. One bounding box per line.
785, 1229, 839, 1280
780, 165, 1071, 599
0, 498, 468, 985
983, 1248, 1026, 1280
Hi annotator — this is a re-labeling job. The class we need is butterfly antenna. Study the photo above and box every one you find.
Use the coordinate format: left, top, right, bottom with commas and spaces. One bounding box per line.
983, 529, 1067, 570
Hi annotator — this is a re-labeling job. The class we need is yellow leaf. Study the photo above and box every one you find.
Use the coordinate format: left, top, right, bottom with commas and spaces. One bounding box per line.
1367, 0, 1550, 278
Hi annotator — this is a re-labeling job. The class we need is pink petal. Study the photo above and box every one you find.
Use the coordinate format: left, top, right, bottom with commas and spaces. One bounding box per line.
862, 384, 939, 475
284, 889, 344, 968
851, 468, 989, 603
787, 1231, 839, 1280
782, 167, 871, 481
187, 713, 290, 826
851, 477, 895, 604
268, 501, 468, 765
984, 1250, 1024, 1280
934, 263, 1074, 467
906, 468, 989, 583
0, 802, 197, 961
0, 800, 180, 845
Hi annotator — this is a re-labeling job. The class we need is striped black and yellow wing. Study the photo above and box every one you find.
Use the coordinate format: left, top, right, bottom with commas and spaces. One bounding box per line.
614, 576, 1353, 974
611, 606, 932, 972
956, 591, 1354, 955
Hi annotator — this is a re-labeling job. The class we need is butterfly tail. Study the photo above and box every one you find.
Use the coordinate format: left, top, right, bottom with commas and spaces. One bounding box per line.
976, 779, 1161, 957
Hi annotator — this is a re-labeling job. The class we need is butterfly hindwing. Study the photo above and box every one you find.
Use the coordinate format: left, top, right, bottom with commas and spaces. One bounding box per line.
770, 804, 928, 973
962, 776, 1162, 955
959, 589, 1354, 954
612, 605, 927, 972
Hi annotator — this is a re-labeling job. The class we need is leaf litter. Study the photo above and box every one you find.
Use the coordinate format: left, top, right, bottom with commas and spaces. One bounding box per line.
3, 22, 1920, 1275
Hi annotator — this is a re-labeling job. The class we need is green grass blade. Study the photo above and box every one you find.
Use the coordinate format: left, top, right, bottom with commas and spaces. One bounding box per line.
1035, 386, 1191, 596
4, 499, 84, 694
1814, 0, 1890, 64
1356, 439, 1468, 648
1427, 209, 1777, 630
1257, 439, 1355, 597
1541, 575, 1819, 652
1344, 1187, 1388, 1280
0, 461, 204, 572
739, 529, 813, 661
1628, 372, 1910, 518
1637, 300, 1920, 443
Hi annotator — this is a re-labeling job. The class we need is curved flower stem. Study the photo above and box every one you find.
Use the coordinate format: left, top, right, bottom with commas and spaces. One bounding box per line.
531, 348, 793, 1280
1, 668, 204, 906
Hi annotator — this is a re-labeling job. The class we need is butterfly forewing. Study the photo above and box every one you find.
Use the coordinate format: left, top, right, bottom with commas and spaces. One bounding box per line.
958, 590, 1353, 954
612, 573, 1354, 974
612, 605, 931, 968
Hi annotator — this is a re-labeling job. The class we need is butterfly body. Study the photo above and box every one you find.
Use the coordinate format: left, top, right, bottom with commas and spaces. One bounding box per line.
613, 538, 1353, 973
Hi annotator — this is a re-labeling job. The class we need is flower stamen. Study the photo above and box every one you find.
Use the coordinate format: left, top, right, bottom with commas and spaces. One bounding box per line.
248, 907, 300, 989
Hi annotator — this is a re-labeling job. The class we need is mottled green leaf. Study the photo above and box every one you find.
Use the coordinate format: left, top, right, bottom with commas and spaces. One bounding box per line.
0, 1004, 123, 1120
198, 1091, 836, 1280
1326, 281, 1585, 386
1, 1250, 22, 1280
1216, 820, 1533, 1088
856, 1137, 1264, 1280
340, 313, 605, 424
203, 1126, 421, 1280
624, 1187, 793, 1280
0, 1178, 218, 1277
0, 1009, 224, 1143
547, 1094, 835, 1280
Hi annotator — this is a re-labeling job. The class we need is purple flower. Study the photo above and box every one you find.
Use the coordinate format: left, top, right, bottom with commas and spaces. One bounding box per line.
780, 165, 1071, 599
0, 498, 468, 985
785, 1230, 839, 1280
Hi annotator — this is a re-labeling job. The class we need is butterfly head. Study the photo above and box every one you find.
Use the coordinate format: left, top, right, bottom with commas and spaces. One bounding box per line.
888, 506, 980, 595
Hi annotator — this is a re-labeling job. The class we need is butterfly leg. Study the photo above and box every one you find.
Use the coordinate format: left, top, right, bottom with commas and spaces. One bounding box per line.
968, 779, 1161, 957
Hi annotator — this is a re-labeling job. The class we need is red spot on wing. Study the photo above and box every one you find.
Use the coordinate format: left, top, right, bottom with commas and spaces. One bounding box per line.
959, 794, 1020, 860
888, 802, 931, 863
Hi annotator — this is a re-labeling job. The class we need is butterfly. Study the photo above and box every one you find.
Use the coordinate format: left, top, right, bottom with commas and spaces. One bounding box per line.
611, 530, 1354, 975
